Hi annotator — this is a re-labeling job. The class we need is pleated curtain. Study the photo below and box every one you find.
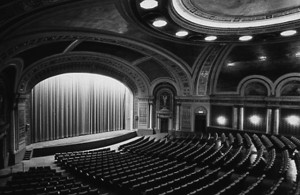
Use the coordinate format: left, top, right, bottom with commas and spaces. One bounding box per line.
31, 73, 133, 143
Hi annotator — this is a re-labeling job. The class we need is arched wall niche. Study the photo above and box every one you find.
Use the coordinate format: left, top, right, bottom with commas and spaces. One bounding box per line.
242, 82, 269, 96
152, 82, 177, 133
274, 73, 300, 97
237, 76, 272, 96
280, 81, 300, 96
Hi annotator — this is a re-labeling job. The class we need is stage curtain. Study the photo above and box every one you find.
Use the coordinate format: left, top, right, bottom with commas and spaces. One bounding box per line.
31, 73, 133, 143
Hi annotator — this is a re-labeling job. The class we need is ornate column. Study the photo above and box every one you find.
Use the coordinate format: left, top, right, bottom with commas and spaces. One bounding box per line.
233, 106, 239, 129
273, 108, 280, 135
239, 106, 244, 130
266, 108, 273, 134
176, 102, 181, 130
148, 99, 153, 129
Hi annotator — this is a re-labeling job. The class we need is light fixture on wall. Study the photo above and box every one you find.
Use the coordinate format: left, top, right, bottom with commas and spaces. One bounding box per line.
217, 116, 227, 125
249, 115, 261, 125
140, 0, 158, 9
286, 115, 300, 126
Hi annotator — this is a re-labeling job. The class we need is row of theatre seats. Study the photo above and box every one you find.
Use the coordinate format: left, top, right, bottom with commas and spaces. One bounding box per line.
54, 131, 300, 195
0, 166, 104, 195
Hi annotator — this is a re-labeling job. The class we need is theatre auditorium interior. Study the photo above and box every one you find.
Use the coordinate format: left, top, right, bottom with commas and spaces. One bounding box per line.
1, 0, 300, 194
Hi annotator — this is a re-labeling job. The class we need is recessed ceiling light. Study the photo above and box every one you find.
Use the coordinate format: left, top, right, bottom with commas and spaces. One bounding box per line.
140, 0, 158, 9
280, 30, 297, 37
239, 35, 253, 41
152, 19, 167, 27
175, 30, 189, 37
205, 36, 217, 41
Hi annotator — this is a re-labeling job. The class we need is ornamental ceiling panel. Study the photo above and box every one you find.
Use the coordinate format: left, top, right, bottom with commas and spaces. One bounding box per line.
175, 0, 300, 28
18, 1, 129, 34
189, 0, 300, 17
136, 59, 172, 82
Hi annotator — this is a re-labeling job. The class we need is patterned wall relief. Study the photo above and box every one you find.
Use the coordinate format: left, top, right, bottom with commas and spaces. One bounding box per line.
138, 102, 148, 129
197, 45, 224, 96
181, 105, 191, 131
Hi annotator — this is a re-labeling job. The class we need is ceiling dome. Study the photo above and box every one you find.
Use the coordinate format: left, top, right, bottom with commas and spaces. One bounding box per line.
171, 0, 300, 32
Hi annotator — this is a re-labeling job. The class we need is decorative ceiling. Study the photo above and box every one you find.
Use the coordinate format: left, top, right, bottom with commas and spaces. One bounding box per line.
188, 0, 300, 17
172, 0, 300, 33
134, 0, 300, 42
173, 0, 300, 28
0, 0, 300, 96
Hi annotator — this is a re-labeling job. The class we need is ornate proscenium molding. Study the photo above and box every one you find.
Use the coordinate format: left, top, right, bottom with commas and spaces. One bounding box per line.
17, 53, 150, 96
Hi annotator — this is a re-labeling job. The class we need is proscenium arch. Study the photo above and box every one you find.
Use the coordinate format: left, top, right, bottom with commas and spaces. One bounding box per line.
17, 53, 150, 96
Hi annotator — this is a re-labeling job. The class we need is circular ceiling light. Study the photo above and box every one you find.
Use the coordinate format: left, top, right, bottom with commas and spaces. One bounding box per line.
152, 19, 167, 27
140, 0, 158, 9
280, 30, 297, 37
175, 30, 189, 37
239, 35, 253, 41
205, 36, 217, 41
